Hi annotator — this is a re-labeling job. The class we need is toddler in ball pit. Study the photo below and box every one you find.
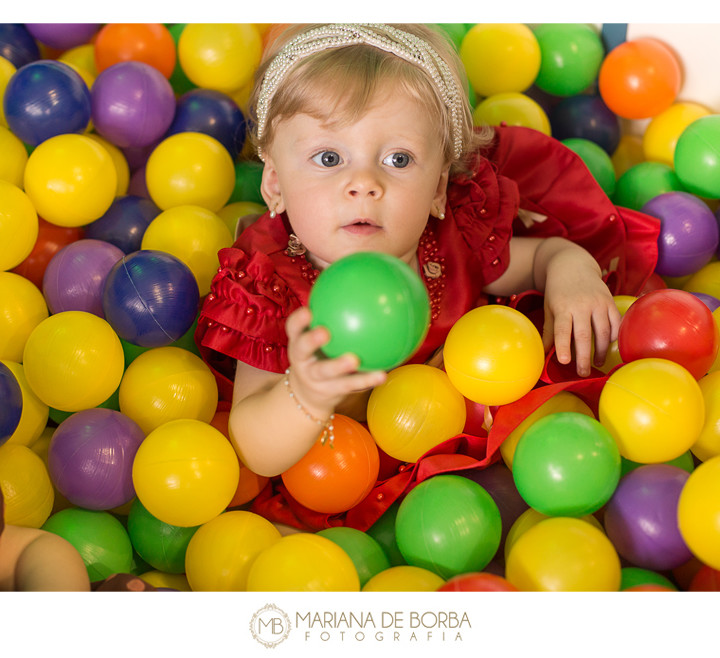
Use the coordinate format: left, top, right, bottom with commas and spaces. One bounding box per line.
196, 23, 660, 531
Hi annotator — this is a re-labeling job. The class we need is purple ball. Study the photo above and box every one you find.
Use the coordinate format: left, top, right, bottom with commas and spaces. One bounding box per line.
691, 292, 720, 312
604, 464, 692, 571
91, 61, 176, 148
42, 239, 124, 317
641, 191, 720, 277
25, 24, 100, 50
48, 408, 145, 510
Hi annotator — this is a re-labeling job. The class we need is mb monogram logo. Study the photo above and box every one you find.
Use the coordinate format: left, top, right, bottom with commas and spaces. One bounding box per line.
249, 604, 292, 648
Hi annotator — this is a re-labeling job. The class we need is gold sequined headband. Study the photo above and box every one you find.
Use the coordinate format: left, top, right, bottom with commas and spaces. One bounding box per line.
255, 23, 465, 161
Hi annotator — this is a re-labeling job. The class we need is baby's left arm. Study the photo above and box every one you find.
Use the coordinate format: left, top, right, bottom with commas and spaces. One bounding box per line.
483, 236, 622, 377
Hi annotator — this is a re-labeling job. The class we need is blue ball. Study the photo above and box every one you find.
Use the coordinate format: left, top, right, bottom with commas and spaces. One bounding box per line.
4, 60, 91, 146
165, 89, 246, 160
549, 95, 621, 155
0, 24, 40, 68
0, 362, 23, 447
85, 195, 161, 254
102, 250, 200, 348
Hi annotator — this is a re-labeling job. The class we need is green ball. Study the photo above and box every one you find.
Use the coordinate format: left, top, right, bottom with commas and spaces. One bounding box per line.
674, 115, 720, 199
430, 23, 471, 49
513, 412, 621, 517
42, 508, 134, 581
534, 24, 605, 97
230, 160, 265, 205
562, 137, 617, 197
317, 527, 391, 588
127, 499, 200, 574
395, 475, 502, 579
309, 252, 430, 371
167, 24, 198, 96
613, 161, 686, 211
621, 450, 695, 478
366, 501, 406, 567
620, 566, 677, 591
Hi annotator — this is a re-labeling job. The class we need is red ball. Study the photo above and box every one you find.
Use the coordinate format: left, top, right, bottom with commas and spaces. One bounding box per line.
437, 572, 518, 592
689, 565, 720, 591
618, 288, 719, 379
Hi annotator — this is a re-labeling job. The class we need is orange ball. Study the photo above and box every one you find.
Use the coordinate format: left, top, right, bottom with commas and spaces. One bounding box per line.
94, 24, 176, 78
281, 414, 379, 514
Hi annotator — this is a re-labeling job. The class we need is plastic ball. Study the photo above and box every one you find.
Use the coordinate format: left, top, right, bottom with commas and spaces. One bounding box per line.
612, 134, 646, 178
42, 507, 133, 581
691, 371, 720, 461
166, 24, 197, 96
47, 408, 144, 511
549, 95, 620, 155
604, 464, 692, 570
613, 161, 686, 211
0, 180, 38, 271
362, 565, 445, 592
513, 412, 621, 516
91, 61, 176, 149
229, 160, 264, 205
0, 442, 54, 527
132, 418, 239, 527
145, 132, 236, 212
308, 252, 430, 372
472, 92, 550, 135
598, 38, 682, 120
0, 24, 40, 69
94, 24, 176, 78
166, 88, 246, 160
0, 55, 17, 127
437, 572, 518, 592
677, 455, 720, 570
0, 124, 29, 187
140, 206, 233, 297
178, 24, 261, 93
0, 272, 48, 362
562, 138, 617, 197
642, 193, 719, 277
42, 239, 124, 317
684, 261, 720, 300
598, 358, 705, 463
617, 288, 719, 379
22, 311, 124, 412
246, 533, 360, 592
0, 360, 49, 448
643, 102, 712, 167
4, 60, 91, 146
281, 414, 379, 514
24, 133, 117, 227
138, 570, 191, 591
367, 364, 466, 463
689, 565, 720, 591
459, 23, 541, 97
86, 134, 130, 197
102, 250, 200, 348
24, 23, 97, 50
620, 566, 677, 591
84, 195, 161, 254
395, 475, 502, 578
506, 516, 621, 591
0, 361, 22, 446
674, 115, 720, 199
444, 305, 544, 405
118, 346, 218, 435
366, 501, 406, 567
533, 24, 604, 97
217, 200, 267, 237
316, 527, 391, 589
184, 511, 281, 591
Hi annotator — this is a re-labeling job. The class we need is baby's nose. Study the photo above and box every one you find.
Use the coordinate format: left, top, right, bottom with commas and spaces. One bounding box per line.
346, 168, 383, 198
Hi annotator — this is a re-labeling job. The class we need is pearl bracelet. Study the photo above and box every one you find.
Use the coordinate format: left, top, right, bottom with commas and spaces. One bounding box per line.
283, 368, 335, 447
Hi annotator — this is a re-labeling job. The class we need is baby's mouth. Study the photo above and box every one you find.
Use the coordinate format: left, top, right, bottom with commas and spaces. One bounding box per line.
342, 218, 382, 234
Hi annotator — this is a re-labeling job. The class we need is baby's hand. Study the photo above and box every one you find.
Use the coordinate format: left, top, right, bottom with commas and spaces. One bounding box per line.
284, 307, 387, 416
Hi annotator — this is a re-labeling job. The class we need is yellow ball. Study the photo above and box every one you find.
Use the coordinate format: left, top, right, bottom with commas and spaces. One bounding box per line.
141, 205, 233, 296
691, 371, 720, 461
505, 517, 621, 591
1, 360, 49, 448
146, 132, 236, 212
86, 133, 130, 196
473, 92, 551, 135
598, 358, 705, 463
611, 134, 646, 178
22, 311, 124, 412
185, 511, 281, 591
684, 261, 720, 300
709, 307, 720, 374
119, 346, 218, 435
460, 23, 541, 97
444, 305, 545, 405
178, 24, 261, 93
23, 134, 117, 227
0, 126, 28, 188
58, 44, 98, 79
500, 391, 594, 469
643, 101, 712, 167
0, 181, 38, 271
0, 55, 16, 127
367, 364, 466, 463
677, 455, 720, 569
613, 295, 637, 316
362, 565, 446, 592
138, 570, 191, 591
246, 533, 360, 592
0, 443, 54, 528
0, 272, 48, 362
132, 418, 240, 527
217, 201, 267, 237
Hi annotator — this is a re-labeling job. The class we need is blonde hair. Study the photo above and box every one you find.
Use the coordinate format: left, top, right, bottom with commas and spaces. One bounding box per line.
247, 23, 492, 177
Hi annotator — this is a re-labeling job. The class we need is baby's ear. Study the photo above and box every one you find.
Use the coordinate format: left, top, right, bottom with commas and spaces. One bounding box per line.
431, 165, 451, 216
260, 156, 285, 213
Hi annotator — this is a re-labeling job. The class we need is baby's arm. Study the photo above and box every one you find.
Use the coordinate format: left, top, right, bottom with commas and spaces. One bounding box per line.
228, 307, 386, 476
0, 524, 90, 591
484, 236, 621, 377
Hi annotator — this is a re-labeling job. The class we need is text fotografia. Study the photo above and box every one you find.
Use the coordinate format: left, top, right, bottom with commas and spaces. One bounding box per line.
296, 610, 471, 643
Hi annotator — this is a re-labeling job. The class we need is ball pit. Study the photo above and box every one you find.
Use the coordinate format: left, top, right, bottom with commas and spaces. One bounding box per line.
643, 101, 712, 167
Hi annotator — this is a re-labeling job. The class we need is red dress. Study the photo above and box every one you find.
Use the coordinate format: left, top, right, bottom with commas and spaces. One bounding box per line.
195, 126, 660, 532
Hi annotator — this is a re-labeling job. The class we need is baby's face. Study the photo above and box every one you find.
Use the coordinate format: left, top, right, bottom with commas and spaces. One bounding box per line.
261, 90, 450, 271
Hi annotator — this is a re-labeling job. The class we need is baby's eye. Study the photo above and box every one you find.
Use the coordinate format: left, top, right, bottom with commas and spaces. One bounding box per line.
311, 150, 342, 167
383, 152, 412, 168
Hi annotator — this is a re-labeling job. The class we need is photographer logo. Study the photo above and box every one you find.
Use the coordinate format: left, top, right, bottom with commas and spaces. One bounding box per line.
249, 604, 292, 648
